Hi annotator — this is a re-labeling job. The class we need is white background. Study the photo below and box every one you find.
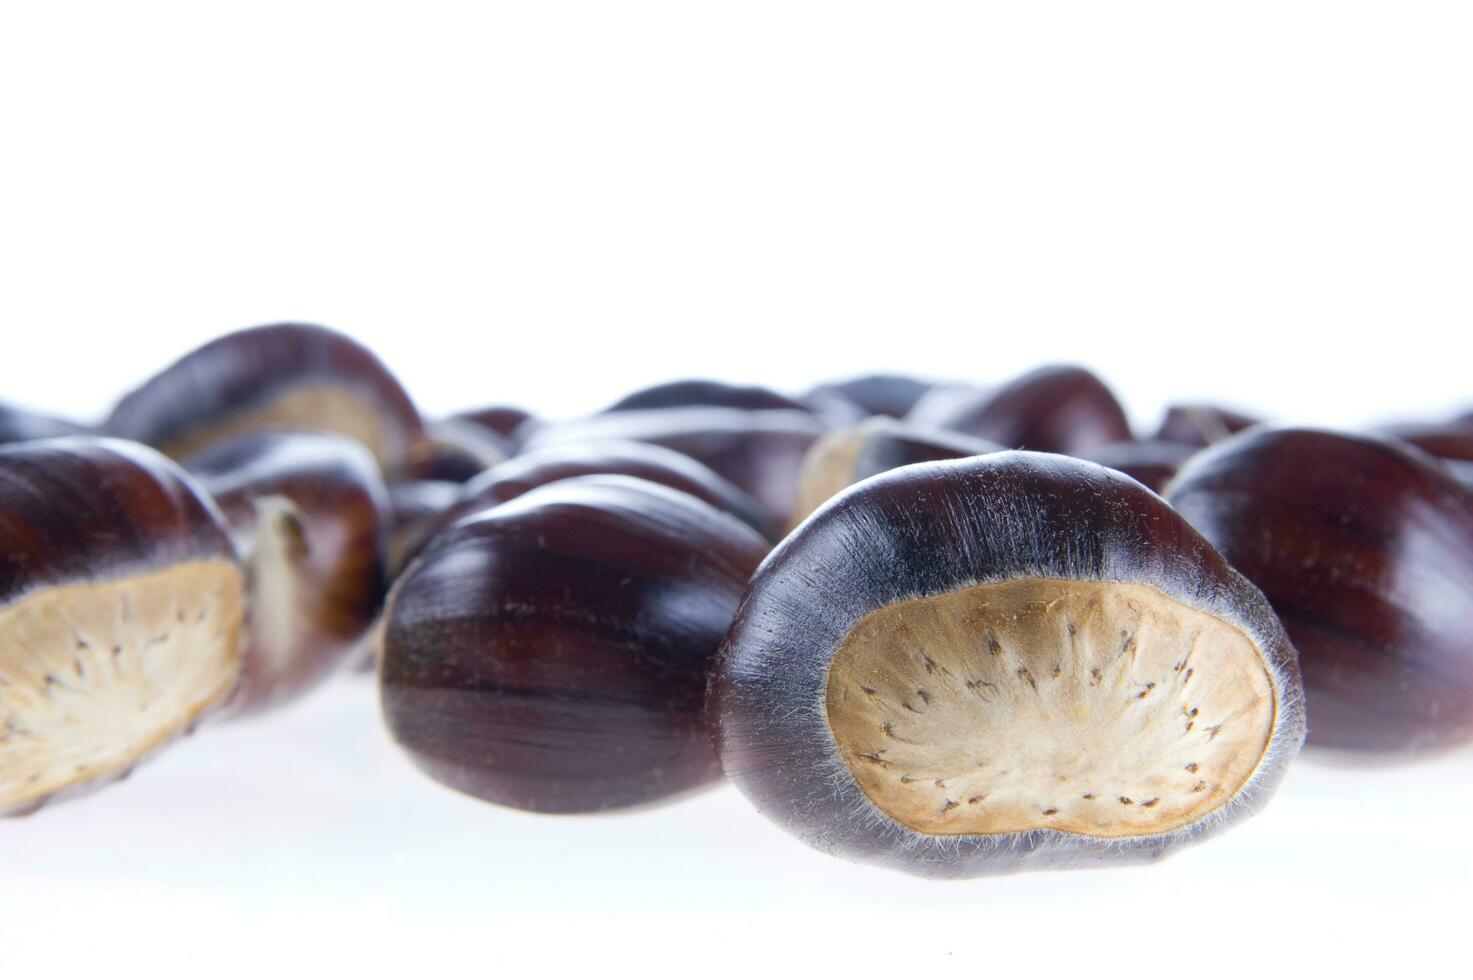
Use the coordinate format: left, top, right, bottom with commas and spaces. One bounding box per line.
1, 2, 1470, 976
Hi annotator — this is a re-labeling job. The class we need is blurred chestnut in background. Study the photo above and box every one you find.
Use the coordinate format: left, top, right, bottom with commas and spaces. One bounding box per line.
186, 433, 388, 714
790, 417, 999, 527
714, 452, 1303, 878
905, 365, 1131, 455
105, 323, 424, 476
805, 373, 934, 420
522, 407, 825, 532
1078, 439, 1197, 493
1168, 428, 1473, 757
426, 440, 772, 551
604, 379, 813, 415
0, 401, 91, 445
452, 405, 539, 448
1381, 421, 1473, 464
0, 438, 243, 815
385, 480, 463, 581
1154, 403, 1261, 448
401, 418, 508, 484
381, 476, 768, 813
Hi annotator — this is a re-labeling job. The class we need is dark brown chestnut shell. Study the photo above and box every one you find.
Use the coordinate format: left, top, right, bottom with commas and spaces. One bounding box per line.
522, 408, 826, 532
713, 452, 1304, 878
0, 438, 244, 815
380, 475, 769, 813
401, 418, 509, 484
1154, 404, 1261, 448
105, 323, 424, 475
424, 439, 773, 553
0, 402, 91, 444
905, 365, 1132, 455
604, 379, 813, 415
806, 374, 934, 420
790, 417, 1000, 527
452, 405, 539, 448
1078, 439, 1197, 494
186, 432, 388, 715
1167, 427, 1473, 757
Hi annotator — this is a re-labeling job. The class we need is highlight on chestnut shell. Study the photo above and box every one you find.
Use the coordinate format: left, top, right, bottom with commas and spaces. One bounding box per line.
905, 364, 1131, 455
790, 416, 1000, 528
1167, 427, 1473, 758
0, 401, 91, 445
712, 452, 1304, 878
0, 438, 244, 816
380, 475, 770, 813
105, 322, 424, 475
521, 407, 825, 532
185, 432, 389, 715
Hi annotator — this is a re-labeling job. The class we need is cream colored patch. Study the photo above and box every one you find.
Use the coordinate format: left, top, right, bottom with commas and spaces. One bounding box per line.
826, 579, 1276, 838
158, 386, 397, 468
790, 425, 867, 529
0, 560, 244, 810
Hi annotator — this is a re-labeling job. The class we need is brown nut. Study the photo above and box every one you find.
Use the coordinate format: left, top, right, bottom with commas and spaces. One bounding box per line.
105, 323, 423, 475
0, 438, 244, 815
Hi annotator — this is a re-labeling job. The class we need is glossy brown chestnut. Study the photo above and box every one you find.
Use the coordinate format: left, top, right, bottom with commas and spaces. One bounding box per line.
713, 452, 1304, 878
0, 401, 91, 444
425, 440, 773, 554
186, 432, 388, 714
790, 417, 1000, 527
1168, 427, 1473, 757
381, 475, 769, 813
522, 408, 826, 532
905, 365, 1132, 455
604, 379, 812, 415
105, 323, 424, 475
1154, 403, 1261, 448
1078, 439, 1197, 493
805, 374, 935, 420
0, 438, 244, 815
402, 418, 509, 483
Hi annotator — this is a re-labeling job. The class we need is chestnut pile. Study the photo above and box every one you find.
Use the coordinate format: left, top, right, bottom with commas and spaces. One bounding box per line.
2, 324, 1471, 879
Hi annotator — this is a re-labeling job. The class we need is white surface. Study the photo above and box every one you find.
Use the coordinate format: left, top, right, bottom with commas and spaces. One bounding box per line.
1, 1, 1471, 975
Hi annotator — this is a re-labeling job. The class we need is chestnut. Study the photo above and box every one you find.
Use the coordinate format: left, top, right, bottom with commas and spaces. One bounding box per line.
380, 475, 769, 813
522, 408, 825, 532
1381, 421, 1473, 464
1154, 404, 1261, 448
385, 479, 463, 581
1078, 439, 1197, 493
452, 405, 540, 448
604, 379, 812, 415
185, 432, 388, 714
790, 417, 1000, 527
0, 401, 91, 444
0, 438, 244, 815
402, 418, 509, 483
425, 440, 772, 552
805, 373, 935, 420
712, 452, 1304, 878
1167, 427, 1473, 757
905, 365, 1132, 455
105, 323, 424, 475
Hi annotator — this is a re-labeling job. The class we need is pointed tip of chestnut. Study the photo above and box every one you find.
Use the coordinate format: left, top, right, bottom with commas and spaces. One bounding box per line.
185, 431, 388, 715
905, 365, 1132, 455
1167, 426, 1473, 758
105, 322, 423, 475
380, 475, 769, 814
0, 437, 244, 815
806, 374, 935, 420
714, 451, 1304, 878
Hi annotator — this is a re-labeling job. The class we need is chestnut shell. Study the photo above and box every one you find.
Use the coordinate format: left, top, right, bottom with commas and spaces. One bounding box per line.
905, 365, 1131, 455
713, 452, 1304, 878
806, 374, 934, 420
186, 432, 389, 714
1155, 404, 1261, 448
1167, 427, 1473, 756
105, 323, 423, 474
1079, 439, 1197, 494
381, 476, 769, 813
604, 379, 812, 415
522, 408, 825, 532
0, 402, 91, 445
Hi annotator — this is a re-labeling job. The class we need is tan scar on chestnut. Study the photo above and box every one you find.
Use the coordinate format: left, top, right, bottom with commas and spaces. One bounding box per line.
825, 578, 1276, 838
